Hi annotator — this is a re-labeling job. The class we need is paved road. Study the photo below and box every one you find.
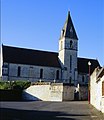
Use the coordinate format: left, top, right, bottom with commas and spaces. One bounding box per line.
0, 101, 104, 120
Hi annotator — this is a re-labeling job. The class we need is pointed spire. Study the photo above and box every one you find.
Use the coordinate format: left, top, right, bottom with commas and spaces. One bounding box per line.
60, 11, 78, 40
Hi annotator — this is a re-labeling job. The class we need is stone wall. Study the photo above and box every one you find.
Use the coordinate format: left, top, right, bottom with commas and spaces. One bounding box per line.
79, 85, 88, 100
63, 85, 75, 101
23, 83, 75, 101
2, 63, 61, 82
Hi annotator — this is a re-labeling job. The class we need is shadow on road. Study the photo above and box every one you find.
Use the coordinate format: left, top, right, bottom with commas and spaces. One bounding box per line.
0, 107, 89, 120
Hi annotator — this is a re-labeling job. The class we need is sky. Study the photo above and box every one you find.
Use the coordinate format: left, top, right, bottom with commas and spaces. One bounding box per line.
1, 0, 104, 66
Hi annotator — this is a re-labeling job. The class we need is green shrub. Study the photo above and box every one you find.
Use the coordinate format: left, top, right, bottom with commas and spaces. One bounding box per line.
0, 81, 31, 90
12, 81, 31, 90
0, 82, 10, 89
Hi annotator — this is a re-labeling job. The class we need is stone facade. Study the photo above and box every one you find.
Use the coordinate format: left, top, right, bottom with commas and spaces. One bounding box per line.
2, 63, 61, 82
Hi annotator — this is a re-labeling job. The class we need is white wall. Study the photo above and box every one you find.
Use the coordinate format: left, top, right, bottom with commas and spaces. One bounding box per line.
23, 84, 51, 101
90, 68, 104, 113
23, 83, 75, 101
50, 83, 63, 101
101, 76, 104, 113
90, 68, 98, 109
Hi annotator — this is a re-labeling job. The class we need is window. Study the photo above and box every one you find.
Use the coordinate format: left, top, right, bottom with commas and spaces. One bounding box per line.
2, 68, 8, 75
70, 55, 72, 72
40, 69, 43, 79
18, 66, 21, 77
82, 76, 84, 82
69, 77, 72, 84
102, 82, 104, 96
29, 67, 34, 77
3, 63, 8, 68
70, 40, 73, 48
56, 70, 59, 80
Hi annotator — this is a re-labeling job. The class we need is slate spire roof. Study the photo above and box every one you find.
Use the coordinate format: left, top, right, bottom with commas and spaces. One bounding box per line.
60, 11, 78, 40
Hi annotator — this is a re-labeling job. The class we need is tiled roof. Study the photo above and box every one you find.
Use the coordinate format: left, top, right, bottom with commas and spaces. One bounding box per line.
2, 45, 61, 68
77, 57, 101, 74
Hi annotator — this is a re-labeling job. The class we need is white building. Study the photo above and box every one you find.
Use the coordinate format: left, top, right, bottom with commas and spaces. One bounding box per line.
90, 67, 104, 113
0, 12, 100, 100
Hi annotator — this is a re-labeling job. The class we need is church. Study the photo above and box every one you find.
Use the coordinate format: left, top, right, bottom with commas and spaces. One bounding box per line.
0, 12, 100, 86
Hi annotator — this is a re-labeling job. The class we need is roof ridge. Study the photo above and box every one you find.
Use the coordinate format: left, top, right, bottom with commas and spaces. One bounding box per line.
78, 57, 98, 61
3, 45, 58, 54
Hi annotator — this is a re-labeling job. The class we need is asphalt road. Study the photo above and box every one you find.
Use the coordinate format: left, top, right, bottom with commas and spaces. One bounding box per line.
0, 101, 103, 120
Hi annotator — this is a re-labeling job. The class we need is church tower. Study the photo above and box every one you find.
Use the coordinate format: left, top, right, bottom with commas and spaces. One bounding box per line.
58, 12, 78, 85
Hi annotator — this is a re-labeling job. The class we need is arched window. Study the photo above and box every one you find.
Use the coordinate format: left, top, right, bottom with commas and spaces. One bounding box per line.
82, 76, 84, 82
40, 69, 43, 79
70, 55, 72, 73
70, 40, 73, 48
69, 77, 72, 84
18, 66, 21, 77
56, 70, 59, 80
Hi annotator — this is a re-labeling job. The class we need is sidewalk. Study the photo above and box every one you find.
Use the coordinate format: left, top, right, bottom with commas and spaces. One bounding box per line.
89, 104, 104, 120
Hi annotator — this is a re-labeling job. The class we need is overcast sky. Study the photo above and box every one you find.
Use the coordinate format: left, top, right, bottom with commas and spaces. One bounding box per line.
1, 0, 104, 66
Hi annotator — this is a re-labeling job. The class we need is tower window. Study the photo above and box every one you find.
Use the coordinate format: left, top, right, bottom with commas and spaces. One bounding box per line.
18, 66, 21, 77
70, 40, 73, 48
56, 70, 59, 80
40, 69, 43, 79
70, 55, 72, 73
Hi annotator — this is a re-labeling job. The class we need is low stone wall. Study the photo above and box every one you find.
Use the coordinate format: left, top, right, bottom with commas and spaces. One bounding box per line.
23, 82, 88, 101
79, 85, 88, 100
23, 83, 75, 101
0, 89, 22, 101
23, 84, 51, 101
63, 85, 75, 101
